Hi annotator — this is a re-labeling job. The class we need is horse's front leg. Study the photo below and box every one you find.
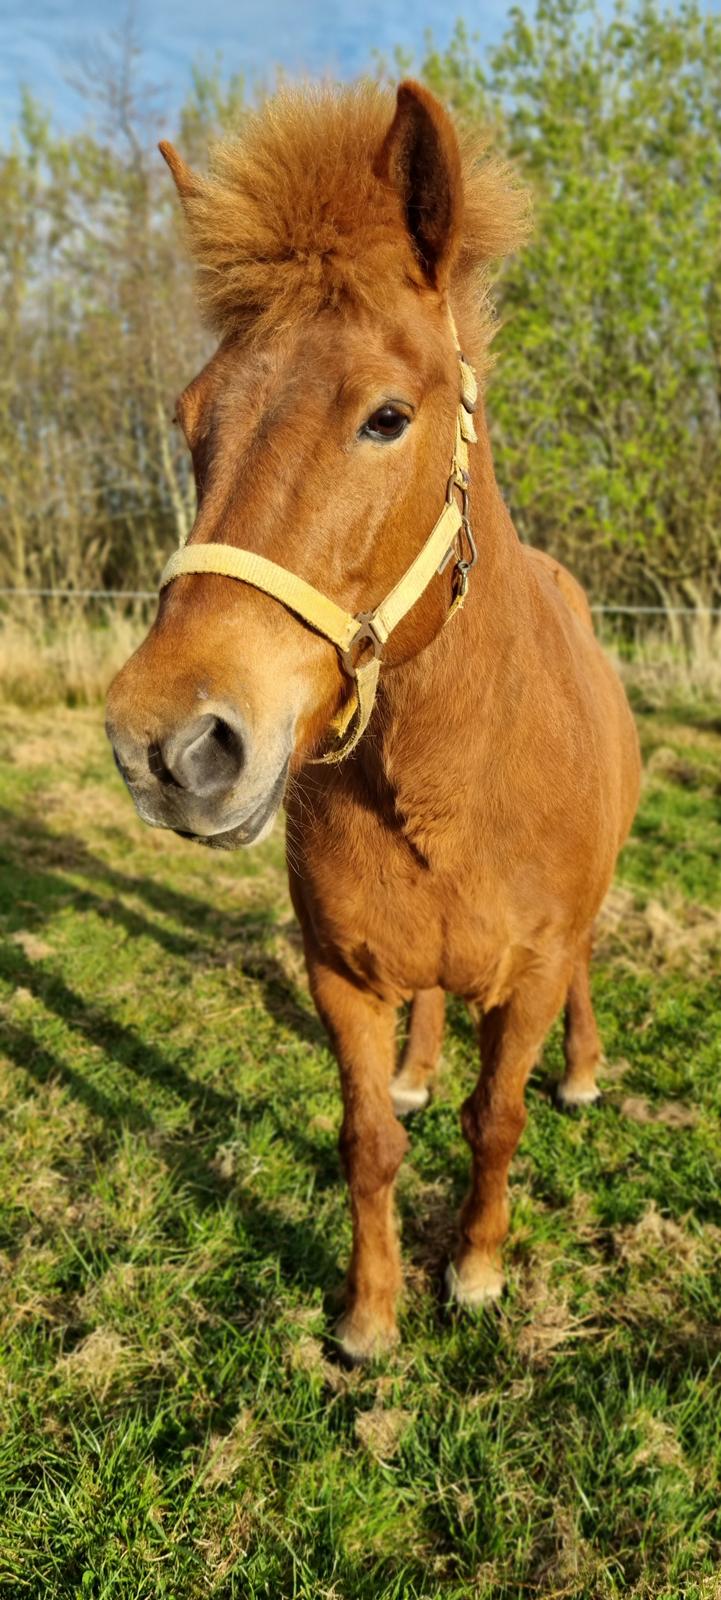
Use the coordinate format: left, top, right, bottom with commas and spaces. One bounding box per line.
306, 951, 409, 1361
447, 965, 570, 1306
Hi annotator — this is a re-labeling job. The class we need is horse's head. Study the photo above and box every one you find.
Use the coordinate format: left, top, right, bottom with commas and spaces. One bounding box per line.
106, 82, 526, 847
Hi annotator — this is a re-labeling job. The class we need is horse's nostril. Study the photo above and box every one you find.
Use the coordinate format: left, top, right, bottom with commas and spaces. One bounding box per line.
159, 712, 246, 798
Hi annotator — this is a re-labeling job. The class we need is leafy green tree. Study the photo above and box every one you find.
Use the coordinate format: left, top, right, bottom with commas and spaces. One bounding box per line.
423, 0, 721, 613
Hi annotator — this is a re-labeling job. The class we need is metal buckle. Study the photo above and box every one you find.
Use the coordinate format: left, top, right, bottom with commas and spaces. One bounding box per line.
453, 561, 472, 604
455, 515, 477, 593
439, 473, 476, 587
451, 515, 478, 604
341, 612, 384, 677
441, 508, 479, 598
446, 468, 470, 514
461, 515, 478, 572
439, 471, 470, 576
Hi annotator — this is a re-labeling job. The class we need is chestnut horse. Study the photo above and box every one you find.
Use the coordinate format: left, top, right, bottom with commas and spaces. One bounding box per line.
106, 81, 640, 1361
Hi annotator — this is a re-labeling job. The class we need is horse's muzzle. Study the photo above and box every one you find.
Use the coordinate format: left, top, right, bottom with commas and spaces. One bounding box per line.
106, 705, 290, 848
170, 760, 289, 848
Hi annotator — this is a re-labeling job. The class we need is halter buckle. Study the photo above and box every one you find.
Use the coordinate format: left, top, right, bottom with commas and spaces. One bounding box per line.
446, 468, 470, 514
453, 561, 472, 604
461, 515, 478, 572
341, 612, 384, 678
439, 509, 478, 597
450, 516, 478, 609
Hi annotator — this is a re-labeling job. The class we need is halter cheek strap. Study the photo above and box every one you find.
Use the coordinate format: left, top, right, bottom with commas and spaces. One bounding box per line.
159, 309, 478, 763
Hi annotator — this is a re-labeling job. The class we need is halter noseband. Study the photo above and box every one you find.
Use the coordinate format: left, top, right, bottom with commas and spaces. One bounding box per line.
159, 309, 478, 763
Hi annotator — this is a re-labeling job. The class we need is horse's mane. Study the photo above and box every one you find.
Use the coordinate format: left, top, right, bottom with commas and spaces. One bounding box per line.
179, 84, 529, 356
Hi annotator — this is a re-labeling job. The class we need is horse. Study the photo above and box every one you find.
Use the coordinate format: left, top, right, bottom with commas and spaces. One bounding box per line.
106, 80, 641, 1362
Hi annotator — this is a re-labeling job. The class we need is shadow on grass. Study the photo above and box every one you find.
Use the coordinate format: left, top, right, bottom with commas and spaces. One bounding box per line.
3, 801, 720, 1437
0, 804, 341, 1298
0, 802, 325, 1041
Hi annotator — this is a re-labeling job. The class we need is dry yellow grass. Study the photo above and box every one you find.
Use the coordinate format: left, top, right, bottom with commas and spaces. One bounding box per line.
609, 617, 721, 708
1, 606, 720, 712
0, 605, 146, 707
597, 883, 721, 976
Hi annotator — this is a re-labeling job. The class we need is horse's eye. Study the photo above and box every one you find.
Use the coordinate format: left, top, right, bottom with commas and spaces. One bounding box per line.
361, 405, 409, 442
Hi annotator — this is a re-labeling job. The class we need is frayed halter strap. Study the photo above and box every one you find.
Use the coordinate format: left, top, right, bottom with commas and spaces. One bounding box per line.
159, 309, 478, 763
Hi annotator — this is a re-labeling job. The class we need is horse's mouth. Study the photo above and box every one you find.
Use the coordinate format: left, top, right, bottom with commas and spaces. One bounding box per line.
172, 760, 288, 850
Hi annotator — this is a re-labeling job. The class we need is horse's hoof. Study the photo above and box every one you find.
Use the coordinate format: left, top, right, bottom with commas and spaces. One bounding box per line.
552, 1082, 602, 1114
334, 1311, 399, 1365
444, 1259, 504, 1309
390, 1082, 429, 1117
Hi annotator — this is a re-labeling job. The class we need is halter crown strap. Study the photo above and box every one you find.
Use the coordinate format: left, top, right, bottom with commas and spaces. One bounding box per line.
159, 309, 478, 763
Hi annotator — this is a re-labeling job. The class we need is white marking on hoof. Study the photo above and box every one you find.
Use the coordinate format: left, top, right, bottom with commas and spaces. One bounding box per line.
335, 1312, 398, 1365
390, 1082, 429, 1116
445, 1260, 504, 1308
555, 1081, 601, 1107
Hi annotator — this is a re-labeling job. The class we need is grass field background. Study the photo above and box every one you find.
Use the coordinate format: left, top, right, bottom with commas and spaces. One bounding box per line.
0, 691, 720, 1598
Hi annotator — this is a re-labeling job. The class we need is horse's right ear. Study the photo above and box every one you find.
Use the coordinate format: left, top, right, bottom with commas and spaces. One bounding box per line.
159, 141, 199, 203
378, 80, 463, 288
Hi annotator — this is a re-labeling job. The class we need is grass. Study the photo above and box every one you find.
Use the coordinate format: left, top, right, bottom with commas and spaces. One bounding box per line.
0, 697, 719, 1598
1, 607, 720, 714
0, 606, 150, 709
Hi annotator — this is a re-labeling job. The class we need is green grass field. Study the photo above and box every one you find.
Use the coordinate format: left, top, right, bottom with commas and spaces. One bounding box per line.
0, 698, 720, 1599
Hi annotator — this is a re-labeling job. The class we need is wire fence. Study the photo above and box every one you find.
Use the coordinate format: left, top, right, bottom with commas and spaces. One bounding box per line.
0, 589, 157, 600
0, 587, 720, 618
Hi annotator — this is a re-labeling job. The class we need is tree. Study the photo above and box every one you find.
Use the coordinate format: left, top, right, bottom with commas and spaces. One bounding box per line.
422, 0, 721, 611
0, 42, 244, 595
1, 1, 719, 614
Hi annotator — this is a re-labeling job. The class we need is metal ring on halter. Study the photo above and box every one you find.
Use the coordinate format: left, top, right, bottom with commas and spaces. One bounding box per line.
446, 469, 470, 508
461, 516, 478, 572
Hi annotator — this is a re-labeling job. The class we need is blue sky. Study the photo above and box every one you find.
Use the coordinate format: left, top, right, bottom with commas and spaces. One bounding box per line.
1, 0, 514, 139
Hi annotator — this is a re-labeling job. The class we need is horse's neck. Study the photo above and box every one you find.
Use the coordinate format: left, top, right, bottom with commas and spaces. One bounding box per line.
365, 414, 536, 822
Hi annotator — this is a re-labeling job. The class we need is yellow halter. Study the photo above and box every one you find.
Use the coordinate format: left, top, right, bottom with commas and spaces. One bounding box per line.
159, 311, 478, 763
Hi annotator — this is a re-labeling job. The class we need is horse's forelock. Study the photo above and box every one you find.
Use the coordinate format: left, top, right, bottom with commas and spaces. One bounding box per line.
172, 83, 530, 353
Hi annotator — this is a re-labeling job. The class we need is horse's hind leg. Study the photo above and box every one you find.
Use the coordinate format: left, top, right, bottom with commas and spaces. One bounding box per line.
391, 987, 445, 1116
554, 931, 602, 1109
447, 963, 569, 1307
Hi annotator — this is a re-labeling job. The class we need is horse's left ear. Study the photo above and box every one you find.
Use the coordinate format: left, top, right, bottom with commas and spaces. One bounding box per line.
378, 80, 463, 288
159, 140, 200, 204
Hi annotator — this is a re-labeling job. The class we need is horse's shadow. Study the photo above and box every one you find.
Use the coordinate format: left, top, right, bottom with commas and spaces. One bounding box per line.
3, 802, 705, 1387
0, 803, 343, 1306
0, 797, 485, 1324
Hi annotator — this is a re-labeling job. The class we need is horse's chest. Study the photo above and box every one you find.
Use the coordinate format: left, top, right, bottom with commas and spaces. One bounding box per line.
296, 828, 509, 1005
328, 861, 442, 995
